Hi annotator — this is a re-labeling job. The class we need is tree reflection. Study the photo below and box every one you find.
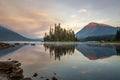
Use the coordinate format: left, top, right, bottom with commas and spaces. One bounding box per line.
44, 44, 76, 61
116, 45, 120, 55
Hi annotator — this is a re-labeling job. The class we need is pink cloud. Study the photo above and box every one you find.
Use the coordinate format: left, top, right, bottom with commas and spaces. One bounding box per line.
78, 9, 88, 13
0, 11, 59, 38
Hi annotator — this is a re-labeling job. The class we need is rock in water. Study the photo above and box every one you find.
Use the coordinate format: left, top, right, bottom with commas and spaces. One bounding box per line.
0, 61, 16, 71
52, 76, 58, 80
10, 68, 23, 78
0, 43, 12, 50
54, 72, 56, 75
0, 61, 23, 80
33, 73, 38, 77
0, 60, 32, 80
23, 78, 32, 80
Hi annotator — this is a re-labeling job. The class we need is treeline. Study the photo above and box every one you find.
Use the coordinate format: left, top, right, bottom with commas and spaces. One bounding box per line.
80, 35, 115, 41
44, 23, 78, 41
114, 29, 120, 41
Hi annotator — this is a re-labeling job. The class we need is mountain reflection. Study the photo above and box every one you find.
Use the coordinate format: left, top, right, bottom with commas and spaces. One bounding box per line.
76, 44, 120, 60
44, 44, 76, 60
0, 45, 23, 57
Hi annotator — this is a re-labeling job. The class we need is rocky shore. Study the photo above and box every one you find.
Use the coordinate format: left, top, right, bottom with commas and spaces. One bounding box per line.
0, 43, 58, 80
0, 43, 15, 50
0, 60, 58, 80
0, 60, 32, 80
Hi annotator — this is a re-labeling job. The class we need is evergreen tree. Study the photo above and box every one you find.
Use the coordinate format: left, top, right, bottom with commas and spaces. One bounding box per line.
115, 29, 120, 41
44, 23, 78, 41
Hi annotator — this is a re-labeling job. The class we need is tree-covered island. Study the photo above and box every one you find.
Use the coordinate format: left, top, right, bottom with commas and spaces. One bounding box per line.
44, 23, 78, 41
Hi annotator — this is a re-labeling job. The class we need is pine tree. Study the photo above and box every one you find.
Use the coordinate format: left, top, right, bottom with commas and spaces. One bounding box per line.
115, 29, 120, 41
44, 23, 78, 41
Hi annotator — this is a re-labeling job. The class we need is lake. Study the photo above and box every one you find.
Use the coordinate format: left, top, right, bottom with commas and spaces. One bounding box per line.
0, 42, 120, 80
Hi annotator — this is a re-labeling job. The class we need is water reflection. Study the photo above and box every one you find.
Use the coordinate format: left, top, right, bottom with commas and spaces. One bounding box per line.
0, 43, 120, 80
44, 43, 120, 60
44, 44, 76, 60
116, 45, 120, 55
1, 43, 119, 61
0, 45, 23, 57
76, 44, 120, 60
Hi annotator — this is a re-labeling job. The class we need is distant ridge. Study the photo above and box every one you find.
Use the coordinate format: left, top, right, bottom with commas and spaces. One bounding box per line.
0, 25, 36, 41
76, 22, 119, 41
85, 22, 110, 27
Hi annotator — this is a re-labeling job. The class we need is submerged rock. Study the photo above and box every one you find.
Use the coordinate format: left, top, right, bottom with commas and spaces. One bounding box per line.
31, 43, 35, 46
24, 43, 29, 45
14, 43, 20, 45
46, 78, 50, 80
54, 72, 56, 75
0, 43, 13, 50
33, 73, 38, 77
8, 58, 12, 60
40, 76, 44, 78
52, 76, 58, 80
23, 78, 32, 80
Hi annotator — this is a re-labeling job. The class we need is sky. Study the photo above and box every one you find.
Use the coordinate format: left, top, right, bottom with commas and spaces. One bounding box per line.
0, 0, 120, 39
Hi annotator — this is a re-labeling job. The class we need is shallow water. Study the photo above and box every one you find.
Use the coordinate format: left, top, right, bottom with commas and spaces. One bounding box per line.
0, 42, 120, 80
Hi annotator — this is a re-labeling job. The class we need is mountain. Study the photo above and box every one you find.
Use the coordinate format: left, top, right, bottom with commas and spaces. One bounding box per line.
0, 25, 33, 41
76, 22, 119, 41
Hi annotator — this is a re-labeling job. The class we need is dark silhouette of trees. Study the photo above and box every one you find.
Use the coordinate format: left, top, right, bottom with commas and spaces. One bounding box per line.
115, 45, 120, 55
44, 23, 78, 41
115, 29, 120, 41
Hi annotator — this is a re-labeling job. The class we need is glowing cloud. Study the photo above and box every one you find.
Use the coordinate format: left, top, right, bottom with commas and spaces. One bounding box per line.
78, 9, 88, 13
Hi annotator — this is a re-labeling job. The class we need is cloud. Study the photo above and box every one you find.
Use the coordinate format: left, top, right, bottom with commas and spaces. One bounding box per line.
71, 15, 77, 18
77, 18, 86, 22
111, 22, 120, 27
97, 18, 110, 23
70, 14, 86, 22
0, 11, 58, 38
78, 8, 88, 13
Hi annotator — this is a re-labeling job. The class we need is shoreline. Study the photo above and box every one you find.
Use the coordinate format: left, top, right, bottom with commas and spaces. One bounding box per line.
1, 41, 120, 45
0, 60, 58, 80
0, 60, 32, 80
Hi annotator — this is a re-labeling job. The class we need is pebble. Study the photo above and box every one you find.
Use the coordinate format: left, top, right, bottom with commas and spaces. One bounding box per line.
46, 78, 49, 80
33, 73, 38, 77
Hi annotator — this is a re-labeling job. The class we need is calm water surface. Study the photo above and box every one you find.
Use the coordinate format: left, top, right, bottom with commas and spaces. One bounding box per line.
0, 42, 120, 80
